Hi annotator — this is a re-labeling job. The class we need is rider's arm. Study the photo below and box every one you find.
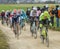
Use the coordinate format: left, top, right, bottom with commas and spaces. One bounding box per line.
47, 13, 51, 21
46, 12, 52, 26
39, 13, 44, 21
39, 13, 44, 28
29, 11, 32, 20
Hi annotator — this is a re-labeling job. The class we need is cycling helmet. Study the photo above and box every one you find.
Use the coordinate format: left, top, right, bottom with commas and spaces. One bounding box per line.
33, 7, 37, 10
2, 10, 5, 12
13, 9, 17, 14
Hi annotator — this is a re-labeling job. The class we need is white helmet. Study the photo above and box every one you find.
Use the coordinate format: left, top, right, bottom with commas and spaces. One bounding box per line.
33, 7, 37, 10
46, 4, 48, 8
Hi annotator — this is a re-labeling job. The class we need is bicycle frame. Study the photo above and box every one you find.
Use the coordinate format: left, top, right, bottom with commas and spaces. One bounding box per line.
20, 19, 25, 28
31, 21, 37, 39
41, 26, 47, 38
13, 22, 17, 34
41, 25, 49, 47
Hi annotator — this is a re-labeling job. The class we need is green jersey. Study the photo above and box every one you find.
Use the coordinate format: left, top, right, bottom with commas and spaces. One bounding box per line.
39, 11, 50, 21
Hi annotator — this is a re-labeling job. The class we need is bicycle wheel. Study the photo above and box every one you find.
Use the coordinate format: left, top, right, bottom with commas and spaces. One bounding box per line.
32, 22, 37, 39
19, 20, 21, 34
16, 32, 19, 39
41, 27, 46, 44
46, 35, 49, 47
13, 23, 17, 38
16, 24, 20, 39
41, 35, 44, 43
1, 20, 4, 24
30, 21, 33, 36
13, 24, 17, 36
2, 18, 4, 24
34, 26, 37, 39
31, 21, 35, 37
30, 23, 33, 35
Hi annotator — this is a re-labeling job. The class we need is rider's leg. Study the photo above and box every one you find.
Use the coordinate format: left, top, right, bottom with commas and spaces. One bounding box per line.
1, 16, 3, 24
11, 18, 14, 31
3, 16, 5, 24
10, 17, 12, 28
30, 18, 33, 31
40, 27, 42, 36
36, 17, 39, 29
16, 23, 19, 33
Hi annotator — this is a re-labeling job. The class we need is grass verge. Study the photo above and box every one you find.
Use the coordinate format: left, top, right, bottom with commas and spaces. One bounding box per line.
49, 26, 60, 31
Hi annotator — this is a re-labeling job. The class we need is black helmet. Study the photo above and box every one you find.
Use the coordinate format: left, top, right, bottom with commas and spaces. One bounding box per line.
56, 5, 59, 8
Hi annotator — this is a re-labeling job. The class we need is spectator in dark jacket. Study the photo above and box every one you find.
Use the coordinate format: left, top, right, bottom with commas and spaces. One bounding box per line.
55, 5, 59, 27
26, 8, 31, 19
49, 9, 55, 26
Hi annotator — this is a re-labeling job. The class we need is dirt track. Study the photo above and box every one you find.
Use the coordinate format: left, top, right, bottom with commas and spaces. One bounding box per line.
0, 22, 60, 49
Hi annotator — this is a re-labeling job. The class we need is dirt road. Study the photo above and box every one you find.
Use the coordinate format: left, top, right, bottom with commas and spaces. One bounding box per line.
0, 22, 60, 49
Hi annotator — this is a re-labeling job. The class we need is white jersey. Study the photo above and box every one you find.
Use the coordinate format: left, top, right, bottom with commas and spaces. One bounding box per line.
30, 10, 33, 17
30, 10, 37, 17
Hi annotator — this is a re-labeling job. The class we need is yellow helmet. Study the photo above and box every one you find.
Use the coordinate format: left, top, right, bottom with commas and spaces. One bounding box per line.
2, 10, 5, 12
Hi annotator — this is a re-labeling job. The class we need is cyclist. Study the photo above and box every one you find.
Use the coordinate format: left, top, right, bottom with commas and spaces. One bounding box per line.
39, 9, 52, 37
1, 10, 5, 24
30, 7, 38, 37
30, 7, 37, 31
10, 10, 14, 28
5, 10, 11, 25
36, 7, 41, 29
20, 9, 27, 31
12, 9, 20, 36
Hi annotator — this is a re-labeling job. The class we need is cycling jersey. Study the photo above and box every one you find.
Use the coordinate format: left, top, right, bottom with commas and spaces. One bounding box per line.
12, 16, 18, 23
39, 11, 50, 21
20, 9, 27, 20
30, 10, 33, 17
37, 10, 41, 17
5, 11, 10, 18
39, 11, 52, 28
1, 12, 5, 20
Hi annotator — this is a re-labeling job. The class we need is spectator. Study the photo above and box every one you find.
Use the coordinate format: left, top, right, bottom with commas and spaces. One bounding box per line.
58, 7, 60, 27
55, 5, 59, 27
26, 8, 31, 19
48, 8, 55, 26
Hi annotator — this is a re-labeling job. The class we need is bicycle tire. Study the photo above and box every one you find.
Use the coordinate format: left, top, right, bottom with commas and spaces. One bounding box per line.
41, 26, 49, 47
46, 35, 49, 47
34, 27, 37, 39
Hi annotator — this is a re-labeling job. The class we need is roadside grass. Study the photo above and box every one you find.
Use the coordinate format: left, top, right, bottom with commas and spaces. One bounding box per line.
50, 27, 60, 31
0, 4, 60, 11
0, 30, 9, 49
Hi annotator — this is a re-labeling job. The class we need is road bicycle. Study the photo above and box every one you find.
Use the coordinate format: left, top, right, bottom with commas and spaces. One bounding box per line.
40, 24, 49, 47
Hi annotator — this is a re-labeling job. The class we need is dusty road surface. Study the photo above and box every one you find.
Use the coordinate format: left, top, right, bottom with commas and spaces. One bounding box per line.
0, 22, 60, 49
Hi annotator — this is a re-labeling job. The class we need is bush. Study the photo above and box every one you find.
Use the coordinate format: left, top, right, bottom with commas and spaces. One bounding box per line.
49, 27, 60, 31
